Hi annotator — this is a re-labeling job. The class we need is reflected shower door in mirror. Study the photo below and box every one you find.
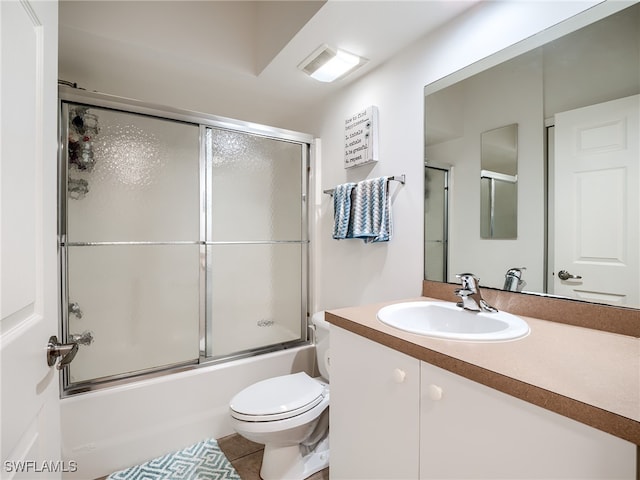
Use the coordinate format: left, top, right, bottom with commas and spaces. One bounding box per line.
424, 2, 640, 308
480, 124, 518, 239
424, 166, 449, 282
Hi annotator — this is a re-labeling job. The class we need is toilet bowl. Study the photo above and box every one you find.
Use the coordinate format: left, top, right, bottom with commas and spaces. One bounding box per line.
229, 312, 330, 480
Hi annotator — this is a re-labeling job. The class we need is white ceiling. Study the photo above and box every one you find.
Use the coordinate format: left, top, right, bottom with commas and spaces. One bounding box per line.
59, 1, 479, 120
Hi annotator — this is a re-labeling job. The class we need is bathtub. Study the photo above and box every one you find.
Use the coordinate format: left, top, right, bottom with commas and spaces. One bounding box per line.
60, 345, 315, 479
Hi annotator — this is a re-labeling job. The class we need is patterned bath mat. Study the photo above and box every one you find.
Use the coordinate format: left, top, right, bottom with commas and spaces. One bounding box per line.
107, 438, 241, 480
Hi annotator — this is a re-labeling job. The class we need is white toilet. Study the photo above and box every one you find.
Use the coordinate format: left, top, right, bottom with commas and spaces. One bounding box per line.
229, 312, 330, 480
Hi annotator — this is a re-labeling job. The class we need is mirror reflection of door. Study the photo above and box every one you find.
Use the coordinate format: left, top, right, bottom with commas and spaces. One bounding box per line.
552, 94, 639, 306
424, 165, 449, 282
480, 124, 518, 239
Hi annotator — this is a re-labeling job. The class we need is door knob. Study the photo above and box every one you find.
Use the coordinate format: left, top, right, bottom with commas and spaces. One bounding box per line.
558, 270, 582, 281
46, 336, 78, 370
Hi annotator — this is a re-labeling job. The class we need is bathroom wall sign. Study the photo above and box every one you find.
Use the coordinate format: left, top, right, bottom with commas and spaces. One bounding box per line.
344, 106, 378, 168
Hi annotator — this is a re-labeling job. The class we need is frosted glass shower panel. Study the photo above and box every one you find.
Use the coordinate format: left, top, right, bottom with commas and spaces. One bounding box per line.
208, 129, 303, 241
66, 245, 200, 383
207, 243, 303, 357
65, 104, 200, 242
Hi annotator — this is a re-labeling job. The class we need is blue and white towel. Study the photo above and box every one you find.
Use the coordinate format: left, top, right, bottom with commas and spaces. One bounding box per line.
332, 182, 357, 239
352, 176, 392, 243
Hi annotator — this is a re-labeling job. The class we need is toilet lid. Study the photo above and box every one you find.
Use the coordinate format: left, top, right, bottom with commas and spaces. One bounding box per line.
230, 372, 324, 421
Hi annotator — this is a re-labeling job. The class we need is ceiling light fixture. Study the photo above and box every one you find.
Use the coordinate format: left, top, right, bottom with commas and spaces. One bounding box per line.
298, 44, 366, 83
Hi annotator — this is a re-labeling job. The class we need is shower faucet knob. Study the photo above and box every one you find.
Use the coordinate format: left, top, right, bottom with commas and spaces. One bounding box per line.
69, 302, 83, 319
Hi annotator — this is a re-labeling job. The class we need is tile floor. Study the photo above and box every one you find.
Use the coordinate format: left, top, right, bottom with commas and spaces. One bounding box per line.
217, 433, 329, 480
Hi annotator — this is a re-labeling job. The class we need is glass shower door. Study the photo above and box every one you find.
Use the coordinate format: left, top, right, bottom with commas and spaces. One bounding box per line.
205, 128, 307, 358
60, 91, 311, 393
62, 103, 201, 386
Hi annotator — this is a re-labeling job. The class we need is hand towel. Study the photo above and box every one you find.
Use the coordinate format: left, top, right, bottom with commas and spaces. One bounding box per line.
352, 176, 392, 243
332, 182, 356, 239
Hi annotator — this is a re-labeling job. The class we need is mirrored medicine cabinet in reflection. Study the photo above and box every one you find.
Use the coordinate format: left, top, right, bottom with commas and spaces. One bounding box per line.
424, 2, 640, 309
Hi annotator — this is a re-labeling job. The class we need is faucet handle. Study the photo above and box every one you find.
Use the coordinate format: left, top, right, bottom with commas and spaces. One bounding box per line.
505, 267, 526, 278
454, 287, 470, 298
454, 273, 477, 303
454, 273, 498, 313
456, 273, 479, 291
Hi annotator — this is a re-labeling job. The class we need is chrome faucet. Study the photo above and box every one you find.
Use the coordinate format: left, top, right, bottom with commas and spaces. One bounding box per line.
454, 273, 498, 312
503, 267, 526, 292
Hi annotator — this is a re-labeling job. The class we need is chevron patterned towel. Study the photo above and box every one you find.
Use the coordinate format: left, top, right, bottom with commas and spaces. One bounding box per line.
107, 438, 240, 480
352, 176, 392, 243
332, 182, 357, 239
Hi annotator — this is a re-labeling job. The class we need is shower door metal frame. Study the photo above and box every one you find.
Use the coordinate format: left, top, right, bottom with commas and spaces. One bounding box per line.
202, 127, 310, 363
58, 85, 313, 396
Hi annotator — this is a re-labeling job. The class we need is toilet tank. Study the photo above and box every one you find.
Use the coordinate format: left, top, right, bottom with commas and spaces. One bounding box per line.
311, 312, 330, 381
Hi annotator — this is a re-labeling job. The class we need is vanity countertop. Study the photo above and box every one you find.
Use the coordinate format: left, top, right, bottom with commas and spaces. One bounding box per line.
326, 296, 640, 445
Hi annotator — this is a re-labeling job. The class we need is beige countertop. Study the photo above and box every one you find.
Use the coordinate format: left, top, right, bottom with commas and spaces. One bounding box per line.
326, 296, 640, 445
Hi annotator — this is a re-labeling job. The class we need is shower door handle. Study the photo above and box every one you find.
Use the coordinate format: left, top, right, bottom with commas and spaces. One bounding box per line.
46, 335, 79, 370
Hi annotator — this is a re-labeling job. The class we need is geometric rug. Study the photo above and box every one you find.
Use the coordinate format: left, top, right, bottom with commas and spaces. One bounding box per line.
107, 438, 241, 480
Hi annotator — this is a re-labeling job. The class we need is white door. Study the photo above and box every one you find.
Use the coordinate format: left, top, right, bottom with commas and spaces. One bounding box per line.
1, 0, 62, 477
554, 95, 639, 306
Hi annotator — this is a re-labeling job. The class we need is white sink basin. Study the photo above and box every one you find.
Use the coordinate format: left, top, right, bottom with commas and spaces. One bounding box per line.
377, 301, 530, 342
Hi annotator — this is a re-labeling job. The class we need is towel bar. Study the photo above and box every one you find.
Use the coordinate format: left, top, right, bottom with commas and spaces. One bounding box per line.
323, 174, 405, 196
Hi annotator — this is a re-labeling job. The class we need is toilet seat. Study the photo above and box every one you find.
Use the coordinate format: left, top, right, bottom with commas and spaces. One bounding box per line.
230, 372, 325, 422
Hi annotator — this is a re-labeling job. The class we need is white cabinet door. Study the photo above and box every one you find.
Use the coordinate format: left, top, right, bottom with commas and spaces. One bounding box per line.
330, 326, 420, 480
420, 362, 636, 479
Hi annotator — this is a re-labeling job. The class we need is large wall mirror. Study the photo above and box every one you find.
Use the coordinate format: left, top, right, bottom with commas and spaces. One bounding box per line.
424, 2, 640, 309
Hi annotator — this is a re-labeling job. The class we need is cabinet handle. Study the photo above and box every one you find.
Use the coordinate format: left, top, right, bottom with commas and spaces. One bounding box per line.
428, 384, 443, 400
393, 368, 406, 383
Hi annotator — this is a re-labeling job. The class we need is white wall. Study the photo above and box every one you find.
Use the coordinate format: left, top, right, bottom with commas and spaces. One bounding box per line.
291, 0, 613, 310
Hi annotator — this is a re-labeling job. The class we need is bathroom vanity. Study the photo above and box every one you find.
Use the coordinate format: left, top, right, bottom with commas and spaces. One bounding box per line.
327, 284, 639, 479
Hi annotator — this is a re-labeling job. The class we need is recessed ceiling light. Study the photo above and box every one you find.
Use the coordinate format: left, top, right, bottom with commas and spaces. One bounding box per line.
298, 44, 367, 83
